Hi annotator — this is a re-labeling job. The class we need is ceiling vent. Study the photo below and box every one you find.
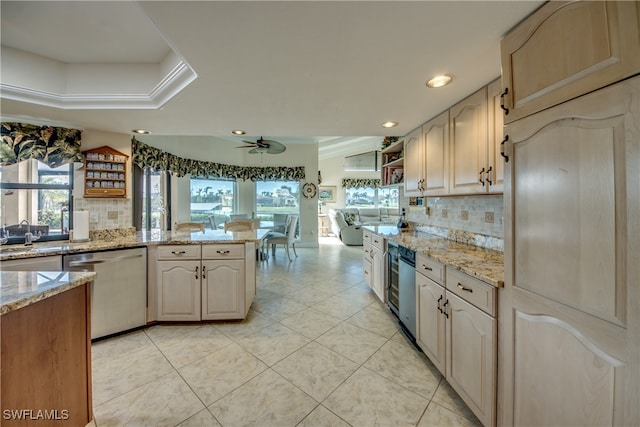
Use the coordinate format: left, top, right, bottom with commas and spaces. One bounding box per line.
344, 151, 380, 172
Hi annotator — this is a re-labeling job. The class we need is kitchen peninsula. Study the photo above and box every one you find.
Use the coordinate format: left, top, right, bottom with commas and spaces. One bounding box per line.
1, 271, 97, 427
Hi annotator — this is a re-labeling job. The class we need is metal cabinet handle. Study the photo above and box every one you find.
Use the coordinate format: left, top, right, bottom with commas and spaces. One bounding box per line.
442, 299, 449, 318
195, 265, 199, 279
479, 167, 486, 185
501, 135, 509, 162
216, 250, 230, 254
486, 166, 493, 186
437, 295, 443, 313
422, 265, 433, 271
172, 250, 186, 255
457, 283, 473, 292
202, 268, 206, 279
500, 88, 509, 115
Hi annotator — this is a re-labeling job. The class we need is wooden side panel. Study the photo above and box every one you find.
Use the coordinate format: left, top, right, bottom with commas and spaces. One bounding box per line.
1, 284, 92, 426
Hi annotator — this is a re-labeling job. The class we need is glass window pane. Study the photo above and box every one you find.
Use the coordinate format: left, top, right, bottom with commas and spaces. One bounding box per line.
255, 181, 300, 220
190, 178, 234, 227
142, 171, 165, 231
378, 188, 399, 208
346, 187, 375, 207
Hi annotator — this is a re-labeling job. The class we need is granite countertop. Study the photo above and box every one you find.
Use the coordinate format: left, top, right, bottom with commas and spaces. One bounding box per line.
1, 271, 97, 315
0, 229, 270, 261
364, 225, 504, 287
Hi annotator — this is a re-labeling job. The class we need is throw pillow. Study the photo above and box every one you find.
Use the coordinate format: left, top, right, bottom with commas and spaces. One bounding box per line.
344, 212, 356, 226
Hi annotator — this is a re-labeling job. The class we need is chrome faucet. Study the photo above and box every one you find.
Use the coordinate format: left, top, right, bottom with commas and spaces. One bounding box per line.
20, 220, 40, 246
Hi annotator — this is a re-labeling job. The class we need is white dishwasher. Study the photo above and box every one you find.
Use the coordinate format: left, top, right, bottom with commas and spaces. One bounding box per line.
64, 247, 147, 340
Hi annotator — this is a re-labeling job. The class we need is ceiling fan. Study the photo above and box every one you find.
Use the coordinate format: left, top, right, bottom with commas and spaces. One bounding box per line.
236, 137, 286, 154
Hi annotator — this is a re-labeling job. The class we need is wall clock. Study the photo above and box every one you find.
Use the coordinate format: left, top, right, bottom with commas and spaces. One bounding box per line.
302, 182, 317, 199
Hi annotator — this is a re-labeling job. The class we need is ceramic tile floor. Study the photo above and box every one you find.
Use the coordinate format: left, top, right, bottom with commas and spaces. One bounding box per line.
91, 237, 483, 427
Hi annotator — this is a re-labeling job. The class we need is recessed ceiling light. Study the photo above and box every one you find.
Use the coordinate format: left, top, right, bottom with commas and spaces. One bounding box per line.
132, 129, 150, 134
381, 121, 398, 128
231, 130, 246, 135
426, 74, 454, 88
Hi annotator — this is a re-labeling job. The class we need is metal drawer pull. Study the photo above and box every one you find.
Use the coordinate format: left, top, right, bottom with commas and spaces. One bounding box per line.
437, 295, 443, 313
500, 88, 509, 115
195, 266, 199, 279
171, 250, 186, 255
457, 283, 473, 293
479, 167, 486, 185
422, 265, 433, 271
374, 239, 379, 243
442, 299, 449, 318
216, 250, 230, 254
501, 135, 509, 162
486, 166, 493, 186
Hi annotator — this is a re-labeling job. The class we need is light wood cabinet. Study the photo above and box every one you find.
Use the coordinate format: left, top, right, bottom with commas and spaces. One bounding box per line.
82, 146, 128, 198
403, 127, 424, 195
416, 271, 446, 374
416, 258, 498, 427
0, 255, 62, 270
500, 1, 640, 124
363, 231, 385, 303
486, 79, 505, 193
449, 87, 489, 195
446, 292, 497, 427
423, 110, 450, 196
500, 76, 640, 426
156, 260, 201, 321
155, 243, 254, 321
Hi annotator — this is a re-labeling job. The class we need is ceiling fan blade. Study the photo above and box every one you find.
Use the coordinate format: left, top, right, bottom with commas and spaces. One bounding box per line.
266, 140, 286, 154
242, 140, 257, 145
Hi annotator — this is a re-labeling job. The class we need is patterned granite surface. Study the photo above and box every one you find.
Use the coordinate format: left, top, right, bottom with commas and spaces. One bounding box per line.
1, 271, 97, 315
364, 225, 504, 287
0, 229, 269, 261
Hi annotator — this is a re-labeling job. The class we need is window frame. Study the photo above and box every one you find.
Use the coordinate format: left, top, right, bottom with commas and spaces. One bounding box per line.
0, 162, 74, 244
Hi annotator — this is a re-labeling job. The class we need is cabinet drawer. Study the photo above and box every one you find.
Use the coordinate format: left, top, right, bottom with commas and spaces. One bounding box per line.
157, 244, 201, 260
446, 268, 496, 317
363, 229, 372, 243
416, 252, 445, 285
202, 244, 245, 260
370, 233, 385, 251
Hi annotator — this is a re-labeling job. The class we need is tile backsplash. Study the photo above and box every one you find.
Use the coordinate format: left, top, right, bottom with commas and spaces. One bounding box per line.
401, 190, 504, 239
74, 198, 132, 230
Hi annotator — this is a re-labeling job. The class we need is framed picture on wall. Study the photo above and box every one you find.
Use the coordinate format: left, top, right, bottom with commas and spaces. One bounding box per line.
318, 186, 336, 202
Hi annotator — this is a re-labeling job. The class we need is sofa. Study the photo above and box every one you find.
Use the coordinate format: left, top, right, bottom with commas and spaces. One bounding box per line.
328, 207, 399, 245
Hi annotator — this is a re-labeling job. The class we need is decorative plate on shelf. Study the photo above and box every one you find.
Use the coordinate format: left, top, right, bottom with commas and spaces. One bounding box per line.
302, 182, 317, 199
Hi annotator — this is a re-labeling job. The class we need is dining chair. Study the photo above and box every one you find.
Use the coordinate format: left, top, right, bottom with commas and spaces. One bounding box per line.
224, 219, 255, 232
263, 215, 298, 261
174, 222, 205, 232
272, 213, 289, 234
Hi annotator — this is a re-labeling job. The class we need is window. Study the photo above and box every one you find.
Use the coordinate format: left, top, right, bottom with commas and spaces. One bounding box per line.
255, 180, 300, 219
141, 170, 166, 231
345, 187, 398, 208
0, 159, 73, 244
190, 178, 235, 229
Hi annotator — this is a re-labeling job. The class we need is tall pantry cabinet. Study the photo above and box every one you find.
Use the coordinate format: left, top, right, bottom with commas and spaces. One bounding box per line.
498, 2, 640, 426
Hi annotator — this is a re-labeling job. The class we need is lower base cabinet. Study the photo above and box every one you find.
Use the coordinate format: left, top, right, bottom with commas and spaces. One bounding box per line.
155, 243, 254, 321
416, 263, 497, 427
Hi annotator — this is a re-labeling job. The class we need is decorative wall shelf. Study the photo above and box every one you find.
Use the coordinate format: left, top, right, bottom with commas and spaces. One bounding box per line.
381, 139, 404, 186
82, 146, 128, 198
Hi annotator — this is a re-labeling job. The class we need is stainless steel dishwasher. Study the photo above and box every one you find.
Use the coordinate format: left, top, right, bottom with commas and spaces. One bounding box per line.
64, 247, 147, 340
398, 245, 417, 341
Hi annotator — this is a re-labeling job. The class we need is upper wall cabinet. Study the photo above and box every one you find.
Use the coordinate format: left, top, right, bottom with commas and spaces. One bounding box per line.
423, 110, 450, 196
449, 88, 488, 195
403, 127, 424, 196
501, 1, 640, 124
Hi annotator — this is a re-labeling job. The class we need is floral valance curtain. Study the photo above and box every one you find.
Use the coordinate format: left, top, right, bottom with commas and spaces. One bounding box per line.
0, 122, 83, 167
342, 178, 381, 189
132, 137, 306, 181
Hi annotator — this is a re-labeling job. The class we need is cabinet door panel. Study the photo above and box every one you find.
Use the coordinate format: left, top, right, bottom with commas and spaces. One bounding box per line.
156, 261, 200, 321
501, 1, 640, 123
371, 246, 385, 303
202, 260, 245, 320
416, 273, 446, 375
423, 110, 450, 196
449, 88, 488, 194
446, 292, 496, 427
403, 127, 424, 195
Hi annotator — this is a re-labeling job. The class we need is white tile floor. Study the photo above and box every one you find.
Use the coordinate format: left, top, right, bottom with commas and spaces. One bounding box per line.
90, 237, 482, 427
